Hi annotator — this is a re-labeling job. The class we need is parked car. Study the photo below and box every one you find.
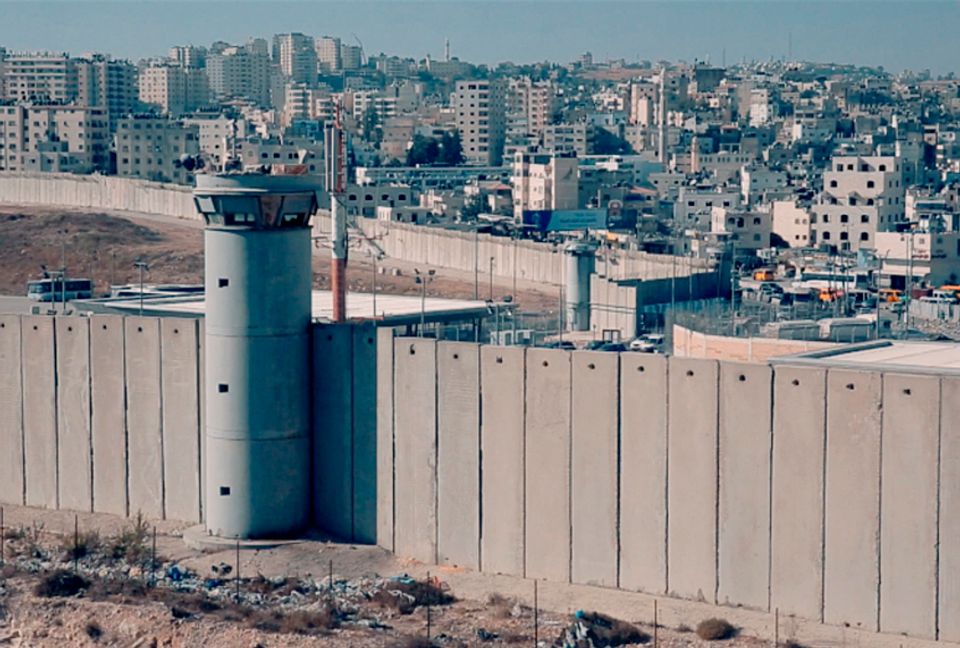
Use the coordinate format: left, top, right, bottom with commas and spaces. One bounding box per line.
598, 342, 628, 353
583, 339, 607, 351
629, 339, 656, 352
544, 340, 576, 350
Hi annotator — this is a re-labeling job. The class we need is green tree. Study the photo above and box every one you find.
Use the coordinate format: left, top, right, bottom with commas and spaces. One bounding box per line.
406, 135, 440, 166
439, 130, 464, 165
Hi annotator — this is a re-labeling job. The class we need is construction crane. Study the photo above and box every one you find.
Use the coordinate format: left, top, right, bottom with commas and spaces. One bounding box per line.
351, 33, 366, 67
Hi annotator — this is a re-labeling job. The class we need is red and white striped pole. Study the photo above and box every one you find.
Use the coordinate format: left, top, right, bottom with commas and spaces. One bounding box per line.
331, 101, 348, 323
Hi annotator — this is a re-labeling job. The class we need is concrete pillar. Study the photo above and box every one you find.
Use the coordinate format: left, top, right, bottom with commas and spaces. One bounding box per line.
667, 356, 719, 603
571, 351, 618, 587
437, 342, 480, 570
90, 316, 127, 516
619, 353, 668, 594
393, 338, 438, 563
0, 315, 23, 505
55, 317, 92, 512
480, 345, 525, 576
525, 348, 571, 582
823, 369, 881, 631
770, 365, 826, 621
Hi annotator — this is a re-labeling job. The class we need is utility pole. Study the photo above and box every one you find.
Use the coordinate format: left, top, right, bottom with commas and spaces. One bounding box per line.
133, 259, 149, 317
489, 256, 495, 301
473, 226, 479, 300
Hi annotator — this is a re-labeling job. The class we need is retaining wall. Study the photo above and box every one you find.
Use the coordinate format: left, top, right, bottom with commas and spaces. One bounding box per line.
382, 336, 960, 643
672, 324, 835, 362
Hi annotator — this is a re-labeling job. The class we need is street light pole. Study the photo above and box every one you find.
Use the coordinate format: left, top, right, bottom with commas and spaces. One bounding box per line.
489, 256, 495, 301
134, 259, 149, 317
473, 227, 479, 300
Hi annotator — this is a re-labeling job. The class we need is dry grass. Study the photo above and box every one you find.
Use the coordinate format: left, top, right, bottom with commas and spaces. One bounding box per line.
61, 529, 101, 562
107, 512, 151, 564
696, 618, 735, 641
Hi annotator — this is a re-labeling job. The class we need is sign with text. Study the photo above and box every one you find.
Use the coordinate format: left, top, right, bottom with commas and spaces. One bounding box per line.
522, 209, 608, 232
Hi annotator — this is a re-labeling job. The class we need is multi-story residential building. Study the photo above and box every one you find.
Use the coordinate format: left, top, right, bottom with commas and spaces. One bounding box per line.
875, 230, 960, 289
168, 45, 206, 69
0, 104, 109, 172
75, 55, 137, 132
138, 65, 209, 115
206, 46, 270, 106
181, 114, 248, 169
2, 52, 77, 103
810, 154, 905, 251
710, 207, 773, 250
114, 115, 200, 184
673, 186, 743, 230
314, 36, 341, 73
235, 136, 323, 174
340, 44, 363, 71
506, 78, 558, 138
453, 79, 506, 166
275, 33, 316, 84
741, 164, 788, 206
771, 199, 813, 248
542, 123, 588, 156
511, 151, 578, 219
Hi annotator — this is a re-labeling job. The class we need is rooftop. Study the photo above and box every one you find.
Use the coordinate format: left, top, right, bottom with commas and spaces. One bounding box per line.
775, 340, 960, 375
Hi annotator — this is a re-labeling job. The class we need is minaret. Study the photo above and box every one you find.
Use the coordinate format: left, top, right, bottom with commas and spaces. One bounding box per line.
444, 37, 450, 62
193, 171, 320, 539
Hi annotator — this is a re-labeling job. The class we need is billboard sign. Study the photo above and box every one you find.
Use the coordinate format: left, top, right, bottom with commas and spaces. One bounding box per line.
522, 209, 608, 232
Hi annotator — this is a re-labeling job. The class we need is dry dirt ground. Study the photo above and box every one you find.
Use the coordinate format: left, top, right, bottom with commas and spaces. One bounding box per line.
0, 205, 560, 313
0, 506, 777, 648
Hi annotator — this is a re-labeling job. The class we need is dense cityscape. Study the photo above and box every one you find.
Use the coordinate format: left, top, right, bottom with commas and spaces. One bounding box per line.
4, 7, 960, 647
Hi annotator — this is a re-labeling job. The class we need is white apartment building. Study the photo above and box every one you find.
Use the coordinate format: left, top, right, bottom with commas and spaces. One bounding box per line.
511, 152, 578, 219
206, 46, 270, 106
811, 155, 905, 251
710, 207, 773, 250
741, 165, 788, 206
315, 36, 341, 73
115, 115, 200, 184
674, 186, 742, 230
875, 230, 960, 288
0, 104, 109, 172
2, 52, 77, 103
235, 136, 323, 174
506, 78, 558, 138
771, 200, 813, 248
181, 114, 248, 169
542, 123, 588, 156
275, 33, 316, 84
138, 65, 209, 116
453, 79, 506, 166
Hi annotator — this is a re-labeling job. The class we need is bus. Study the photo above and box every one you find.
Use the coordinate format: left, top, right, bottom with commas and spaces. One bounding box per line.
791, 270, 862, 292
26, 278, 93, 302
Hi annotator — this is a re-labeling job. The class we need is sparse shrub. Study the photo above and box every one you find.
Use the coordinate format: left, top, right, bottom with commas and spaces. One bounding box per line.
782, 642, 807, 648
85, 621, 103, 640
372, 577, 454, 615
696, 618, 735, 641
676, 623, 692, 633
62, 529, 101, 562
108, 512, 150, 564
35, 570, 90, 597
398, 637, 433, 648
487, 592, 520, 618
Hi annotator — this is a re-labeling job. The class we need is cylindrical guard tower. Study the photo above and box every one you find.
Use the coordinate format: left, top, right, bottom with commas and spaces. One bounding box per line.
193, 172, 320, 539
564, 241, 596, 332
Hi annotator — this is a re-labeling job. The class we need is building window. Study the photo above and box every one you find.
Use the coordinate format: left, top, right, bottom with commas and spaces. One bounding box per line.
860, 232, 869, 241
867, 180, 875, 188
840, 214, 849, 223
861, 214, 869, 223
829, 180, 837, 188
840, 232, 848, 241
823, 231, 831, 240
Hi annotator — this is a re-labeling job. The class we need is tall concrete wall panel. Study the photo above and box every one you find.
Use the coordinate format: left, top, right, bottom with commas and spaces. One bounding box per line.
879, 373, 938, 638
0, 315, 23, 505
667, 356, 718, 603
21, 316, 57, 509
393, 338, 437, 563
352, 323, 379, 544
436, 342, 480, 570
160, 319, 200, 523
312, 325, 354, 539
770, 365, 826, 621
718, 362, 771, 610
571, 351, 618, 587
55, 318, 92, 512
124, 317, 164, 519
940, 377, 960, 642
619, 353, 667, 594
90, 316, 127, 516
525, 348, 571, 582
823, 369, 881, 631
479, 345, 525, 576
376, 327, 395, 551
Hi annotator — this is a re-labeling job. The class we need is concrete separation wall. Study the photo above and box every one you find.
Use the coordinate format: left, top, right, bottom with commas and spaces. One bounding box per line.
124, 317, 164, 520
0, 172, 198, 221
0, 315, 24, 505
55, 317, 92, 512
383, 338, 960, 645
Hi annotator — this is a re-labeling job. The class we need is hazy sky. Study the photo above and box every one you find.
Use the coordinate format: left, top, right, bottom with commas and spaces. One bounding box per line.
1, 1, 958, 74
